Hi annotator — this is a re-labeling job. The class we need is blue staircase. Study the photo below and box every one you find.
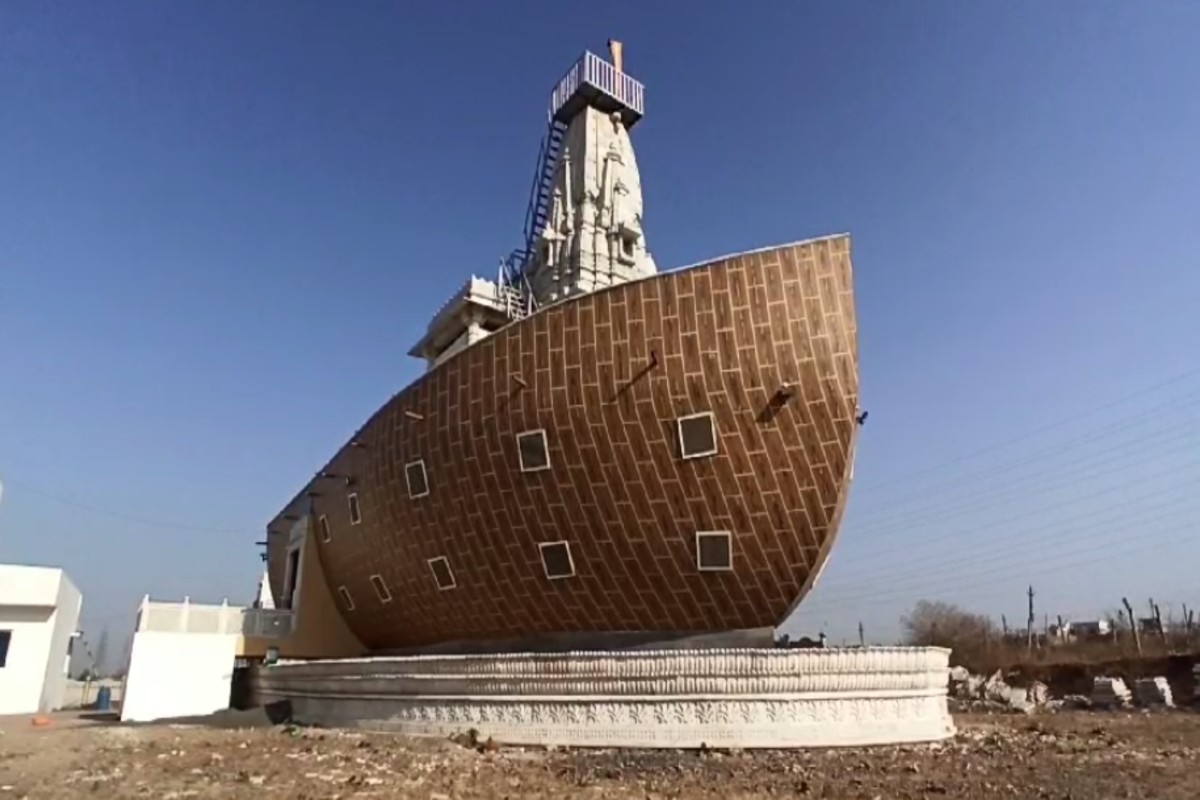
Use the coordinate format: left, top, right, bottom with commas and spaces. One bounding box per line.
523, 119, 568, 254
500, 118, 568, 319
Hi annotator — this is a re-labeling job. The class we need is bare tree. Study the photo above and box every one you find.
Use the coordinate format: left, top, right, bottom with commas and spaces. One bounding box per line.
902, 600, 997, 667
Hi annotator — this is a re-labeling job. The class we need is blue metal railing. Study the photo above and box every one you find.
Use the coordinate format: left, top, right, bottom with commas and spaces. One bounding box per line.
549, 51, 644, 121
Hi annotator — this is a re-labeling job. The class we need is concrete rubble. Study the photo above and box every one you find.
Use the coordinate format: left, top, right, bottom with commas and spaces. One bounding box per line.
1133, 677, 1174, 708
1091, 677, 1133, 710
944, 663, 1200, 714
955, 666, 1200, 714
949, 669, 1194, 712
1060, 695, 1092, 710
948, 669, 1048, 714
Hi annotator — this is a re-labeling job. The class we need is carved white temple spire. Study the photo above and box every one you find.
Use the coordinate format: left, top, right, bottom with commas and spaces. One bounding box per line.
525, 43, 657, 303
408, 42, 656, 370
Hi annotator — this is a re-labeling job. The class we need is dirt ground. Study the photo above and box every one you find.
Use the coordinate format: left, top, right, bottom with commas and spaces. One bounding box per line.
2, 711, 1199, 799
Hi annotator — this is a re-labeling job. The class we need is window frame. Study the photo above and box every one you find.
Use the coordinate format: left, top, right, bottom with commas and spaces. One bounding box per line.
369, 574, 393, 604
677, 411, 719, 459
695, 530, 734, 572
516, 429, 552, 473
405, 459, 430, 499
427, 556, 457, 591
337, 585, 356, 611
347, 493, 362, 525
538, 540, 576, 580
318, 514, 332, 542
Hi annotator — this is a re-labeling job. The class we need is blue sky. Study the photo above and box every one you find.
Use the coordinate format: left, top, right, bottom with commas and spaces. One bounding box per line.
2, 2, 1198, 652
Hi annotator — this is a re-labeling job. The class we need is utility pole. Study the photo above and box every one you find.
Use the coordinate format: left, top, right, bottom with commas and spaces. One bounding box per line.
1123, 597, 1142, 656
1002, 614, 1009, 638
1026, 586, 1035, 655
858, 621, 865, 648
1151, 600, 1167, 647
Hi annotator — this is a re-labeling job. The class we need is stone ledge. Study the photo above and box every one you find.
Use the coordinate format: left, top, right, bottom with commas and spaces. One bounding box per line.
267, 672, 947, 696
272, 646, 949, 677
259, 647, 954, 748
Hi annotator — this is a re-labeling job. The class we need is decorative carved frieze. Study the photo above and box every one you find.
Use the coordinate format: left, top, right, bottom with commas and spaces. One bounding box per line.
259, 647, 954, 748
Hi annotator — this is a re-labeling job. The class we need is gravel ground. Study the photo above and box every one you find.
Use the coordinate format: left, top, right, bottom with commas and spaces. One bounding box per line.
2, 711, 1199, 799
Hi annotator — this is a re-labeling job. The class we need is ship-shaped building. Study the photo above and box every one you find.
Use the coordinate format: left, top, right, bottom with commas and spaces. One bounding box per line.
264, 42, 859, 652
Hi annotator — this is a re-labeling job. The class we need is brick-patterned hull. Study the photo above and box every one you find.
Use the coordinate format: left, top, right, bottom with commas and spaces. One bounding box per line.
268, 235, 858, 650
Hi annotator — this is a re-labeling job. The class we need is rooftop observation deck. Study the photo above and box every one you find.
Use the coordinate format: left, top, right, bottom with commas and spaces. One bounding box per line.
550, 50, 645, 127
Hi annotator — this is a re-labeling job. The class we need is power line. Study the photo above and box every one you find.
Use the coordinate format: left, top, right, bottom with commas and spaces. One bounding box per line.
4, 363, 1199, 568
852, 364, 1200, 497
849, 388, 1200, 521
835, 454, 1200, 568
810, 494, 1199, 602
798, 518, 1199, 612
0, 475, 253, 535
847, 425, 1200, 537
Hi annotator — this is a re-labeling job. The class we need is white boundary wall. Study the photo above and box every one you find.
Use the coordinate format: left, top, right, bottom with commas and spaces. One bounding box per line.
120, 631, 237, 722
117, 595, 296, 722
119, 597, 243, 722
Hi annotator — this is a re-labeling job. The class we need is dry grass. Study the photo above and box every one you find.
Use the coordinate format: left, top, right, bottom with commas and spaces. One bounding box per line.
902, 599, 1200, 675
952, 631, 1200, 674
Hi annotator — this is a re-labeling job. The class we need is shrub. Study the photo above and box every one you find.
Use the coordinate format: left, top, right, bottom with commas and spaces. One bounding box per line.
902, 600, 998, 668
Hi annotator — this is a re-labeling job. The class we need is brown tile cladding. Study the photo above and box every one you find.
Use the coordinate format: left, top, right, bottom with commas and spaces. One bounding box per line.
267, 235, 859, 650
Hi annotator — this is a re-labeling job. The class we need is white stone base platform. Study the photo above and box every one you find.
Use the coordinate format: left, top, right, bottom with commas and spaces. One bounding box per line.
257, 647, 954, 748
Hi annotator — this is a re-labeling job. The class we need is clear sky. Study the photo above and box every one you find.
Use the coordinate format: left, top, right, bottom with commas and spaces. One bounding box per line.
2, 2, 1199, 655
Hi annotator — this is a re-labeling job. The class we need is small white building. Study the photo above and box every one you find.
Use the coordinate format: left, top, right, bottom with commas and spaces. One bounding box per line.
0, 564, 82, 715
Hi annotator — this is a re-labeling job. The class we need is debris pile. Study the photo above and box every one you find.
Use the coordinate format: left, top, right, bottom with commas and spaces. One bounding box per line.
948, 668, 1047, 714
1091, 677, 1133, 710
1059, 694, 1092, 710
946, 664, 1200, 713
1133, 677, 1174, 708
948, 667, 981, 698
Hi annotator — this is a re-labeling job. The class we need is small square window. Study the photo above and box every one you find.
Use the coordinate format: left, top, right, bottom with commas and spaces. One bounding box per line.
369, 574, 393, 604
539, 541, 576, 580
678, 412, 718, 459
428, 556, 457, 591
696, 531, 733, 571
517, 429, 551, 472
405, 460, 429, 499
337, 585, 356, 611
347, 493, 362, 525
318, 514, 332, 542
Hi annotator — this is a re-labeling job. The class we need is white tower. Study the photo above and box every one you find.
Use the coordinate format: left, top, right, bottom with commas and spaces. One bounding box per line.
516, 42, 657, 306
410, 42, 658, 369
